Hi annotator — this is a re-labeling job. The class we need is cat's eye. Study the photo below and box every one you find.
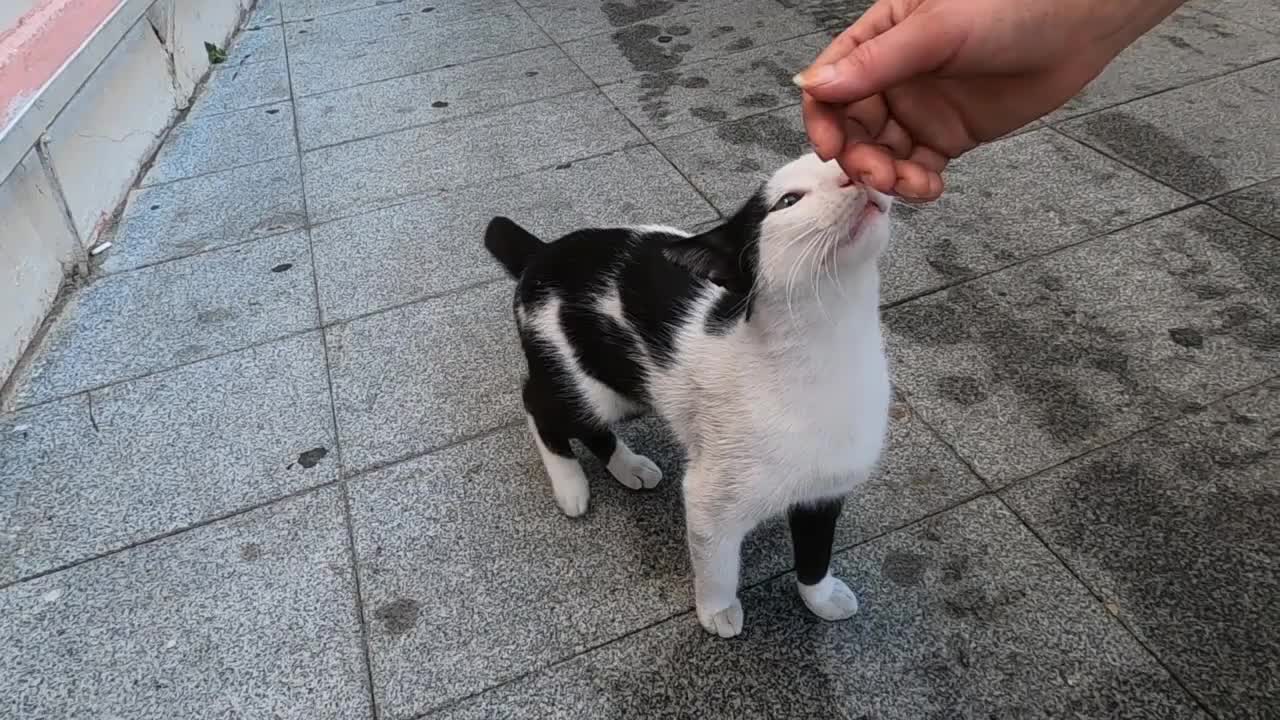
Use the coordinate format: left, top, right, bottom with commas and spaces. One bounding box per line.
770, 192, 804, 212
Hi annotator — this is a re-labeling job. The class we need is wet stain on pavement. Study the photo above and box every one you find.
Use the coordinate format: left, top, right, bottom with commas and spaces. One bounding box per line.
375, 598, 421, 635
714, 113, 809, 158
1079, 112, 1229, 196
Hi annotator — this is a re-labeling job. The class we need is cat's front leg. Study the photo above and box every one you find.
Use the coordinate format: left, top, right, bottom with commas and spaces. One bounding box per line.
788, 497, 859, 621
684, 468, 747, 638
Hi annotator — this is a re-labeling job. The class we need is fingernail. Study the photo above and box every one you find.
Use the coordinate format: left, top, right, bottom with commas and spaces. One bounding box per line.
793, 65, 837, 88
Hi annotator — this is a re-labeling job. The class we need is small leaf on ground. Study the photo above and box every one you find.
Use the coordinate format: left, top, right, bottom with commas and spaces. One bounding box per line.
204, 41, 227, 64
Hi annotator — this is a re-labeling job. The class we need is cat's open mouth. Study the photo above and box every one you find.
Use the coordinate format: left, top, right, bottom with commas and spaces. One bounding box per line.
846, 196, 887, 240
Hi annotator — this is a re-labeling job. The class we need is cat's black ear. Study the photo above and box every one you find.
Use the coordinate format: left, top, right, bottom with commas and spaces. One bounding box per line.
663, 227, 753, 294
484, 216, 544, 279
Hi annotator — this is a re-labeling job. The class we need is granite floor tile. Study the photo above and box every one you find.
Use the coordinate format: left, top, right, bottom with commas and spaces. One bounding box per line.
350, 393, 981, 717
280, 0, 381, 20
1191, 0, 1280, 35
1002, 379, 1280, 717
313, 145, 715, 321
431, 498, 1202, 720
245, 0, 282, 27
0, 489, 369, 720
295, 46, 592, 150
885, 205, 1280, 484
286, 4, 549, 95
326, 282, 522, 472
303, 90, 643, 223
224, 22, 285, 64
187, 56, 291, 118
101, 157, 305, 273
561, 0, 822, 85
655, 106, 810, 214
602, 33, 825, 140
6, 232, 316, 408
881, 128, 1189, 304
141, 102, 296, 187
1211, 178, 1280, 237
775, 0, 875, 27
1045, 6, 1280, 122
0, 334, 335, 583
521, 0, 735, 42
1059, 60, 1280, 198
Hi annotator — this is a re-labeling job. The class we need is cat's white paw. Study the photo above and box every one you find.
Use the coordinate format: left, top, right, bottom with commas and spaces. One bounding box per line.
798, 575, 859, 621
553, 480, 590, 517
697, 598, 744, 638
608, 449, 663, 490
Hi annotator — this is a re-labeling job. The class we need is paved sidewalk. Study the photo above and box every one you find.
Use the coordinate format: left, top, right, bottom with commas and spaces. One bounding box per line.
4, 0, 1280, 717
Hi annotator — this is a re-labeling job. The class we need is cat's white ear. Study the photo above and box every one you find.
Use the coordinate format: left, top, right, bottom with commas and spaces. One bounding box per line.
663, 228, 752, 294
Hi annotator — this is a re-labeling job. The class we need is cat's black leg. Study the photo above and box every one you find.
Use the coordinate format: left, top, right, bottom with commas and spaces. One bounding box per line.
788, 498, 860, 621
580, 429, 663, 491
523, 379, 591, 517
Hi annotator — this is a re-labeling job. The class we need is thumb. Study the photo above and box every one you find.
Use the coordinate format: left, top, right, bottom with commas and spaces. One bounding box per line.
795, 12, 957, 103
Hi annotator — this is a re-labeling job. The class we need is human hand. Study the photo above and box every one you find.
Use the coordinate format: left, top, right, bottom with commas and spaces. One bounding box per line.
795, 0, 1187, 201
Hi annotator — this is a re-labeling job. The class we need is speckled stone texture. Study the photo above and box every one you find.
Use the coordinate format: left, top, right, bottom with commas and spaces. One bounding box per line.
1043, 6, 1280, 121
294, 47, 594, 149
312, 146, 716, 321
103, 157, 305, 273
1060, 60, 1280, 198
141, 103, 297, 186
561, 0, 823, 85
886, 206, 1280, 484
0, 334, 336, 582
2, 0, 1277, 716
346, 399, 983, 717
430, 498, 1203, 719
325, 281, 524, 473
302, 90, 643, 222
602, 33, 824, 139
0, 489, 369, 720
1003, 379, 1280, 717
881, 128, 1188, 304
6, 232, 317, 407
1212, 178, 1280, 237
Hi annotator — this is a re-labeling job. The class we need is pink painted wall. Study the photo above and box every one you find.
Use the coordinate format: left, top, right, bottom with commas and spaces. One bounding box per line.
0, 0, 123, 129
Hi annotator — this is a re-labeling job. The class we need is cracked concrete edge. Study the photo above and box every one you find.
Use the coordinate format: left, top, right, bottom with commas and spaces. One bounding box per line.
0, 0, 255, 391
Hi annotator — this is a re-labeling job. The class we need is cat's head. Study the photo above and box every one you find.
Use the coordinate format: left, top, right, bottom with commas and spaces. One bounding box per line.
665, 152, 892, 299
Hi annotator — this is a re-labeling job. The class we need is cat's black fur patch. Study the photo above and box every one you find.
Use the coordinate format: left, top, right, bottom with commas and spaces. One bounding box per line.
483, 191, 767, 435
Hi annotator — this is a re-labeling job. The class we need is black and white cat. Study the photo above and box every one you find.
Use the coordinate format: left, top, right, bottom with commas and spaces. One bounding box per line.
484, 152, 892, 638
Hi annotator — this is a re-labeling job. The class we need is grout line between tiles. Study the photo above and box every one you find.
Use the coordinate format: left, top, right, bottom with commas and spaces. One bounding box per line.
0, 481, 340, 591
1047, 125, 1203, 202
1044, 53, 1280, 127
993, 494, 1224, 719
504, 0, 725, 217
879, 200, 1199, 312
299, 83, 590, 153
289, 37, 560, 100
340, 419, 525, 482
282, 18, 381, 720
410, 491, 995, 719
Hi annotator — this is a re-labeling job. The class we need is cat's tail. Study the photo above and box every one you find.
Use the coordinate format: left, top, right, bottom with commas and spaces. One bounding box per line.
484, 217, 544, 279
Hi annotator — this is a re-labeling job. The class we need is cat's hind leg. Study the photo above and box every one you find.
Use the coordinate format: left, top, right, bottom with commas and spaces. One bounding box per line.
579, 430, 663, 490
524, 380, 591, 517
789, 498, 859, 621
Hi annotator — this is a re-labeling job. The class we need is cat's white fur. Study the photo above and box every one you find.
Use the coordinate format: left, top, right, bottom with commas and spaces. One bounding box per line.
524, 153, 892, 636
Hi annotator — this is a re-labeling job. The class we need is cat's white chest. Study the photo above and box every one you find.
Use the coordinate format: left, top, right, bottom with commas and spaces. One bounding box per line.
752, 349, 891, 499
